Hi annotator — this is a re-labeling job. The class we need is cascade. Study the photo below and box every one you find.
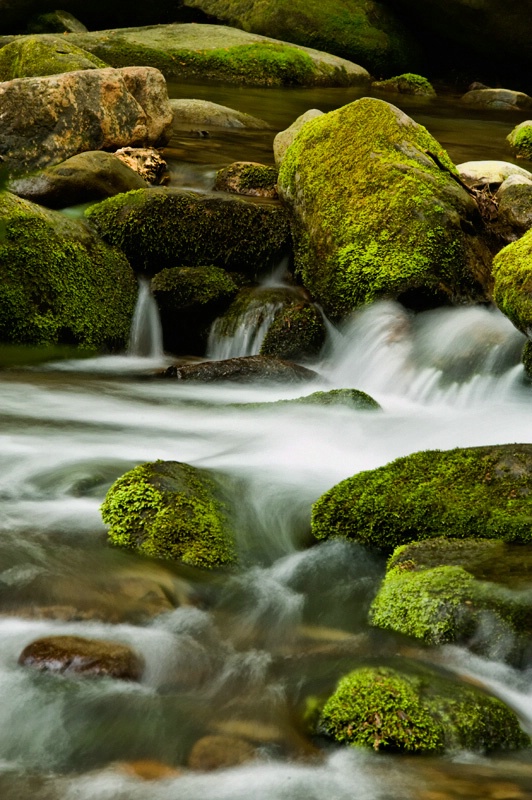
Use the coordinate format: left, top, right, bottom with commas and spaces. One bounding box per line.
128, 277, 164, 359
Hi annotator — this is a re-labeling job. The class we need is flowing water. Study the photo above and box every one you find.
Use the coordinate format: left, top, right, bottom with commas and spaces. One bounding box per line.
2, 86, 532, 797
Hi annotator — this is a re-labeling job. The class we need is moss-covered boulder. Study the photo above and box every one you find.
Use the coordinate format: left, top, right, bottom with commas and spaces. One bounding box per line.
315, 665, 529, 753
507, 121, 532, 161
260, 303, 326, 360
369, 538, 532, 653
215, 162, 278, 199
179, 0, 417, 76
278, 97, 492, 320
8, 150, 148, 209
492, 227, 532, 333
372, 72, 435, 96
101, 460, 236, 568
152, 265, 239, 355
67, 23, 371, 86
312, 444, 532, 551
0, 34, 107, 81
86, 188, 291, 276
0, 191, 136, 348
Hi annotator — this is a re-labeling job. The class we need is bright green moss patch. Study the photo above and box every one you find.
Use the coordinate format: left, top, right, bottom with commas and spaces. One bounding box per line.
507, 122, 532, 161
317, 665, 529, 753
101, 460, 236, 568
0, 192, 136, 349
278, 97, 490, 320
493, 228, 532, 333
372, 73, 436, 96
0, 35, 108, 81
312, 444, 532, 551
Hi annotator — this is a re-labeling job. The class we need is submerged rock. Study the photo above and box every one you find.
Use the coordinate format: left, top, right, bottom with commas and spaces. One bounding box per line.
188, 734, 258, 771
86, 188, 291, 276
278, 388, 380, 410
0, 191, 136, 348
314, 665, 529, 753
0, 34, 107, 80
461, 88, 532, 111
162, 356, 318, 383
8, 150, 148, 208
101, 460, 236, 568
278, 97, 492, 320
215, 162, 278, 199
493, 227, 532, 332
312, 444, 532, 550
372, 72, 436, 96
18, 635, 144, 680
507, 121, 532, 161
170, 98, 268, 130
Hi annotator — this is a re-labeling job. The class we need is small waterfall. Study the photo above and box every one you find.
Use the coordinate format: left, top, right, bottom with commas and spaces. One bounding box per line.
128, 277, 164, 359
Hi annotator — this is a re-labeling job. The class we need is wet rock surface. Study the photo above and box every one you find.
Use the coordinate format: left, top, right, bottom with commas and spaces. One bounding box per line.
162, 356, 318, 383
18, 635, 144, 680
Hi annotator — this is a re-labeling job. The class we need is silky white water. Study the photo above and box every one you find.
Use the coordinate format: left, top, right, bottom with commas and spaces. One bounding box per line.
0, 300, 531, 798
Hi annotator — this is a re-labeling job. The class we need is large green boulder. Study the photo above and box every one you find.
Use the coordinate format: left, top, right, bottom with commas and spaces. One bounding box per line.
101, 460, 236, 568
312, 444, 532, 550
315, 665, 529, 753
67, 24, 371, 86
493, 228, 532, 333
0, 34, 107, 81
85, 188, 291, 276
178, 0, 417, 76
0, 191, 136, 348
278, 97, 492, 320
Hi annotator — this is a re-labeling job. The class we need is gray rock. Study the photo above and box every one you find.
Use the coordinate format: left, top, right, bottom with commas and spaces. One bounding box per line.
460, 88, 532, 111
273, 109, 323, 166
170, 98, 268, 129
456, 160, 532, 188
496, 174, 532, 236
162, 356, 318, 383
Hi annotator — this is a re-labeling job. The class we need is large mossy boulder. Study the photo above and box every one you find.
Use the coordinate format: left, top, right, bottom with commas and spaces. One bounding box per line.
0, 34, 107, 81
86, 188, 291, 276
0, 66, 173, 175
0, 191, 136, 348
492, 228, 532, 333
312, 444, 532, 551
277, 97, 492, 320
369, 538, 532, 655
67, 24, 371, 86
315, 665, 529, 753
101, 460, 236, 568
178, 0, 417, 76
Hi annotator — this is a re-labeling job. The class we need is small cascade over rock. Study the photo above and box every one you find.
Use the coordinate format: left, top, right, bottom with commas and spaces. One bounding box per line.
128, 277, 164, 359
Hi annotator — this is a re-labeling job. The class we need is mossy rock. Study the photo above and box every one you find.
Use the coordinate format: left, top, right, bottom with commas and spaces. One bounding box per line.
372, 72, 436, 96
493, 227, 532, 333
101, 460, 236, 568
152, 265, 239, 355
523, 340, 532, 380
215, 162, 278, 198
85, 188, 291, 277
0, 35, 107, 81
244, 388, 380, 411
260, 303, 326, 360
27, 11, 89, 34
67, 23, 371, 87
0, 191, 136, 349
312, 444, 532, 551
507, 121, 532, 161
278, 97, 492, 320
179, 0, 418, 76
316, 665, 529, 753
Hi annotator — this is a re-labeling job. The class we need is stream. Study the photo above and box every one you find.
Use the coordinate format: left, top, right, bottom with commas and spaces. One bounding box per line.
1, 86, 532, 798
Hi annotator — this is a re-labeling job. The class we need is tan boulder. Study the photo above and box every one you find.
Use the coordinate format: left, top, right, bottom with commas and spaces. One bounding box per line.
18, 635, 144, 680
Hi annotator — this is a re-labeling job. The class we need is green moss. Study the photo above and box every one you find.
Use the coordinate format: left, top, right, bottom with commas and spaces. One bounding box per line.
0, 35, 108, 81
216, 163, 278, 195
493, 228, 532, 333
152, 265, 238, 307
101, 460, 236, 568
317, 665, 529, 753
278, 97, 488, 320
0, 192, 135, 349
311, 444, 532, 550
260, 303, 325, 360
523, 340, 532, 380
507, 123, 532, 161
372, 73, 436, 96
85, 188, 290, 276
239, 388, 380, 411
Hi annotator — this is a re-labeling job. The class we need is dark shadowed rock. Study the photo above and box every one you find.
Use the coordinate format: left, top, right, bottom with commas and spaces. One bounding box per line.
162, 356, 318, 383
18, 635, 144, 680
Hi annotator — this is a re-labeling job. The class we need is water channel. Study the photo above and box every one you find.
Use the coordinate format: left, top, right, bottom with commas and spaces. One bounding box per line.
1, 84, 532, 798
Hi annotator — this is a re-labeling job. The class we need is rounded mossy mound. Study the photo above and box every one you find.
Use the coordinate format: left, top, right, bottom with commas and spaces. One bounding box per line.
372, 73, 436, 96
85, 188, 290, 276
312, 444, 532, 550
263, 388, 381, 410
101, 460, 236, 568
493, 228, 532, 333
317, 665, 529, 753
278, 97, 492, 320
215, 162, 278, 198
507, 122, 532, 161
152, 265, 239, 355
260, 303, 326, 360
0, 35, 108, 81
0, 191, 136, 349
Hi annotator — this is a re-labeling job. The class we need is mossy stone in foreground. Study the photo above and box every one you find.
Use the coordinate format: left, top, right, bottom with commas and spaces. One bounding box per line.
317, 666, 529, 753
0, 191, 136, 349
278, 98, 492, 320
312, 444, 532, 550
101, 461, 236, 568
0, 35, 107, 81
493, 228, 532, 333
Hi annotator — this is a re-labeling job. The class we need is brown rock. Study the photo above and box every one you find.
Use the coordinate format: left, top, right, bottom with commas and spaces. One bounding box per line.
215, 161, 278, 198
161, 356, 318, 383
116, 759, 183, 780
188, 734, 258, 771
18, 635, 144, 680
113, 147, 169, 185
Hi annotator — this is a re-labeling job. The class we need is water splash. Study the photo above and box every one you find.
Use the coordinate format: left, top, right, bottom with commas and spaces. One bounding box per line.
128, 278, 164, 359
